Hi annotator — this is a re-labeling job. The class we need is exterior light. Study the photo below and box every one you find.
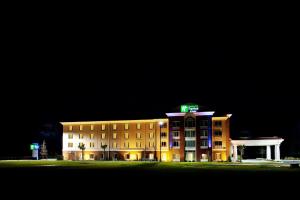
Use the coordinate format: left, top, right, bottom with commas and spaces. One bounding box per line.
159, 121, 164, 126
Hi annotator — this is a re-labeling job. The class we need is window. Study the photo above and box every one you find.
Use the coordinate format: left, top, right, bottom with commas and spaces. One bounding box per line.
89, 154, 94, 159
200, 130, 208, 137
101, 124, 105, 130
113, 142, 117, 148
91, 125, 94, 131
185, 141, 196, 147
200, 140, 208, 147
136, 132, 141, 139
80, 125, 83, 131
161, 132, 167, 138
161, 123, 167, 128
90, 142, 94, 148
68, 134, 73, 139
79, 134, 83, 139
113, 124, 117, 130
68, 143, 73, 148
185, 130, 196, 137
113, 133, 117, 139
185, 117, 195, 127
173, 131, 180, 138
78, 142, 84, 147
136, 142, 141, 148
114, 153, 118, 160
90, 134, 94, 139
124, 142, 129, 148
214, 141, 222, 147
172, 121, 181, 127
149, 132, 154, 138
214, 130, 222, 137
124, 132, 129, 139
201, 154, 208, 160
101, 133, 105, 139
149, 123, 153, 129
137, 123, 141, 129
173, 154, 180, 160
149, 142, 154, 147
161, 141, 167, 147
173, 140, 180, 147
125, 124, 129, 130
69, 126, 73, 131
200, 120, 209, 127
214, 121, 222, 127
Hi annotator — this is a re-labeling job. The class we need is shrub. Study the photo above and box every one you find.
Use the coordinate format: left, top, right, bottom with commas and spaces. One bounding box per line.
57, 155, 63, 160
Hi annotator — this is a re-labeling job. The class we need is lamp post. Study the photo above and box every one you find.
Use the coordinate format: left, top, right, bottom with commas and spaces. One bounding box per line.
159, 121, 163, 162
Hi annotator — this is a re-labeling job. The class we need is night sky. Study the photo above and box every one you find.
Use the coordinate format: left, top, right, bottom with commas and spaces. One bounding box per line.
1, 16, 299, 158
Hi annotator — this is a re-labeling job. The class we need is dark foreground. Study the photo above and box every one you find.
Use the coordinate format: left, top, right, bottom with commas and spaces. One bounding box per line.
1, 161, 299, 198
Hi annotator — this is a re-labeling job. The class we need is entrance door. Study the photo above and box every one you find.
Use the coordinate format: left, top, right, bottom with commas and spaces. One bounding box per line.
186, 152, 195, 162
215, 153, 221, 161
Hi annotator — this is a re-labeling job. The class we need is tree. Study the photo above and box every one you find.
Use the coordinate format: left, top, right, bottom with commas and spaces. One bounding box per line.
40, 140, 48, 159
78, 143, 86, 160
101, 144, 108, 160
238, 145, 246, 162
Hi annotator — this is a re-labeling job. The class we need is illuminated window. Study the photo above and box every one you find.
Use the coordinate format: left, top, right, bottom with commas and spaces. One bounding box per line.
69, 126, 73, 131
149, 123, 153, 129
160, 122, 167, 128
124, 142, 129, 148
113, 142, 117, 148
90, 142, 95, 148
214, 130, 222, 137
125, 124, 129, 130
136, 132, 141, 139
173, 131, 180, 138
113, 133, 117, 139
91, 125, 94, 130
79, 134, 83, 139
185, 141, 195, 147
200, 130, 208, 137
101, 124, 105, 130
68, 143, 73, 148
113, 124, 117, 130
149, 132, 154, 138
201, 140, 208, 147
173, 141, 180, 147
79, 142, 84, 147
161, 132, 167, 138
173, 154, 180, 160
161, 141, 167, 147
90, 134, 94, 139
101, 133, 105, 139
148, 142, 155, 147
214, 121, 222, 127
124, 132, 129, 139
68, 134, 73, 139
137, 123, 141, 129
136, 142, 141, 148
80, 125, 83, 131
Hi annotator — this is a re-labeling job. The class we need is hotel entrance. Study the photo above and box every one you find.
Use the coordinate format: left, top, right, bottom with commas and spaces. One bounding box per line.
185, 151, 195, 162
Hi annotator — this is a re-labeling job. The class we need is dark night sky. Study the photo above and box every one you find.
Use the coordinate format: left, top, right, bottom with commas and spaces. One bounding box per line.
1, 13, 300, 157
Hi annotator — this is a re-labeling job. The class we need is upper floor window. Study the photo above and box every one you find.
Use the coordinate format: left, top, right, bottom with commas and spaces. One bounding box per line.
113, 133, 117, 139
160, 122, 167, 128
101, 133, 105, 139
161, 141, 167, 147
80, 125, 83, 131
185, 117, 195, 127
185, 140, 196, 147
69, 126, 73, 131
79, 134, 83, 139
137, 123, 141, 130
173, 131, 180, 138
136, 132, 141, 139
200, 120, 209, 127
125, 124, 129, 130
173, 141, 180, 147
90, 142, 95, 148
172, 121, 181, 127
200, 130, 208, 137
214, 121, 222, 127
161, 132, 167, 138
200, 140, 208, 147
68, 143, 73, 148
149, 123, 153, 130
125, 132, 129, 139
214, 141, 222, 147
101, 124, 105, 131
90, 134, 94, 139
149, 132, 154, 138
68, 134, 73, 139
185, 130, 196, 137
113, 124, 117, 130
136, 142, 141, 148
91, 125, 94, 131
214, 130, 222, 137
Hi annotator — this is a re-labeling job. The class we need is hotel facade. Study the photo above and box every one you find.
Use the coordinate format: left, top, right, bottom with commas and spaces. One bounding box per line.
61, 105, 231, 162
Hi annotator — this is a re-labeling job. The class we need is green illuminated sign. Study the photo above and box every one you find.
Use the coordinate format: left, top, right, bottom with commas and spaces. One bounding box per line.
30, 144, 34, 150
181, 104, 199, 112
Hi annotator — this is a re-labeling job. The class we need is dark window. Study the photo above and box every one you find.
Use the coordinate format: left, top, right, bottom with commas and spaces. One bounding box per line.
185, 117, 195, 127
200, 120, 209, 126
200, 130, 208, 137
173, 131, 180, 137
172, 121, 181, 127
173, 141, 180, 147
214, 121, 222, 127
214, 141, 222, 146
201, 140, 208, 146
185, 130, 196, 137
185, 141, 196, 147
161, 132, 167, 138
214, 130, 222, 136
161, 142, 167, 147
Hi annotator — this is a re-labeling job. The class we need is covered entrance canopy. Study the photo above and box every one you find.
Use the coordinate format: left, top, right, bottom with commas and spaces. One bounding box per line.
230, 137, 284, 162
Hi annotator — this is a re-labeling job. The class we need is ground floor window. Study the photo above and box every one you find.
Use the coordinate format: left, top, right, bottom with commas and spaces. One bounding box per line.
149, 153, 154, 160
89, 154, 94, 160
185, 151, 195, 162
172, 154, 180, 161
114, 153, 118, 160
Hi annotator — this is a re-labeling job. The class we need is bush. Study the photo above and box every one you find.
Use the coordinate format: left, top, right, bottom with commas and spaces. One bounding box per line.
57, 155, 63, 160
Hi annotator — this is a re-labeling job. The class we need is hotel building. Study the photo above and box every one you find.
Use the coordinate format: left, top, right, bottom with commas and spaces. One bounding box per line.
61, 105, 231, 162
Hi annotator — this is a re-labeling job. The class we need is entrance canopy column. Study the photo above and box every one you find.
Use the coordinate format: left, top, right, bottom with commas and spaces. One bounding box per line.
266, 145, 271, 160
